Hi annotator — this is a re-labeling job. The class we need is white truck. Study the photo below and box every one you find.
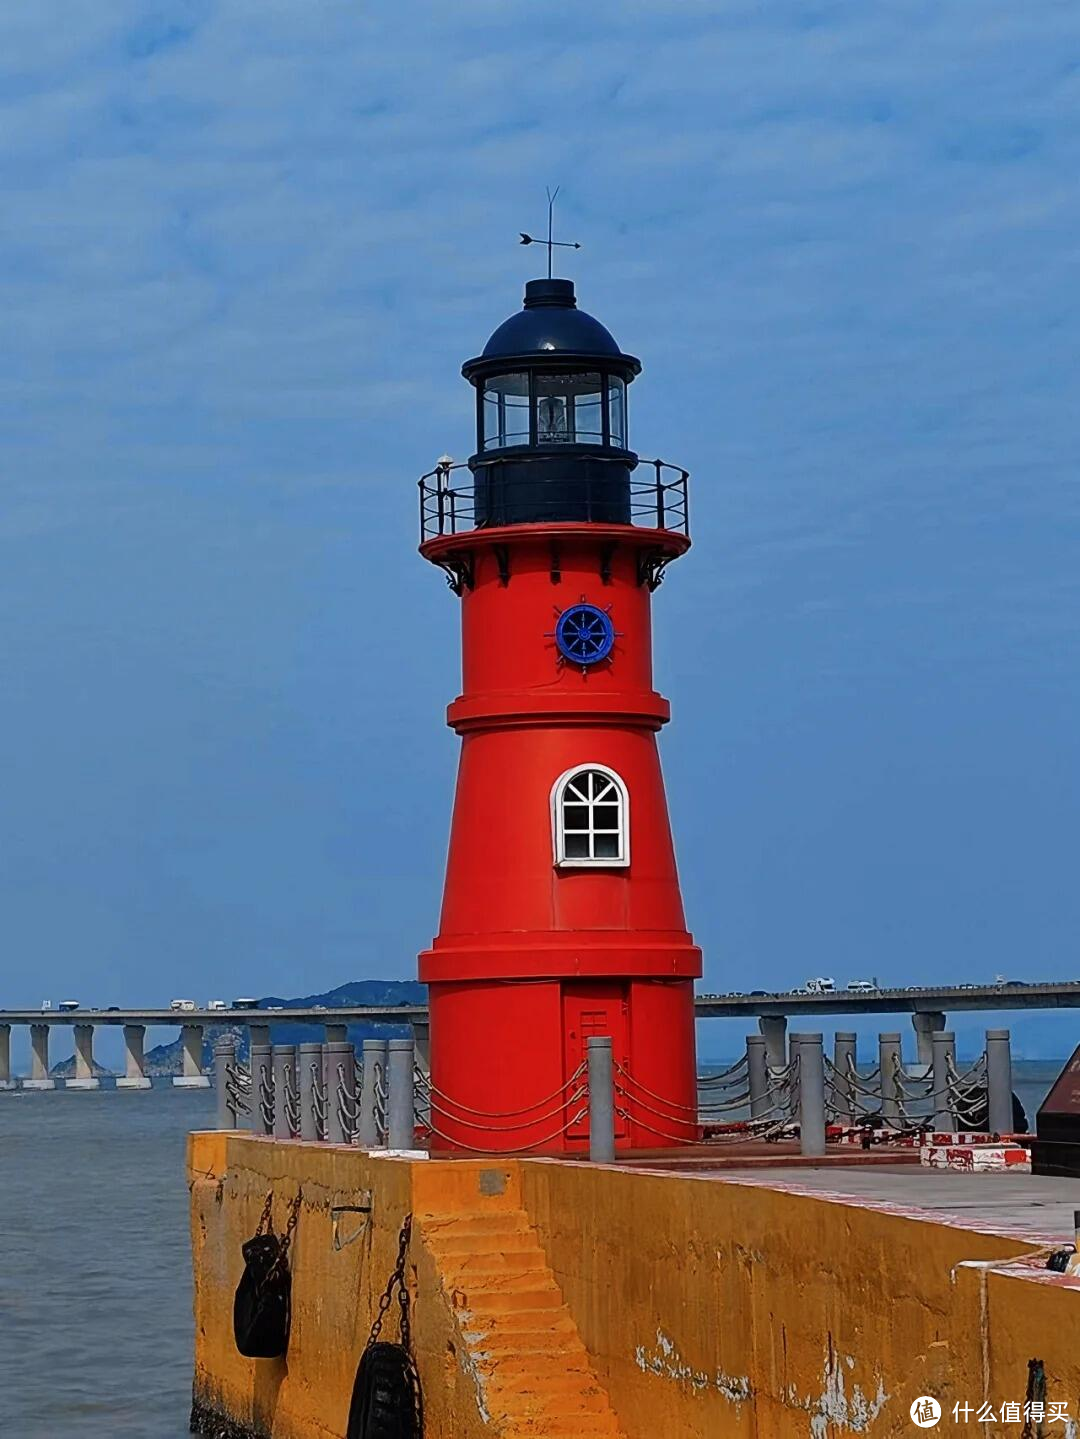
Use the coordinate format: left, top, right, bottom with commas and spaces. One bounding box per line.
805, 977, 835, 994
169, 998, 197, 1012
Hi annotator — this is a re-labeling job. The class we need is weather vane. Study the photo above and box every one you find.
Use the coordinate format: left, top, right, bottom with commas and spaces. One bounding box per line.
520, 186, 581, 279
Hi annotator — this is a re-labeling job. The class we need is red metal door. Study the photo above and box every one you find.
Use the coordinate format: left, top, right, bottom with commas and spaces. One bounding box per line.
564, 982, 628, 1139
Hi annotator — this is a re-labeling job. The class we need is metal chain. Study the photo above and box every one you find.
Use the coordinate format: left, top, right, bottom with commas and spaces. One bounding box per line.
254, 1189, 274, 1238
367, 1214, 413, 1349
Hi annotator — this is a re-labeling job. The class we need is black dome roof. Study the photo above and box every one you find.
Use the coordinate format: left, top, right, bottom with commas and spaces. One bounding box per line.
463, 279, 640, 380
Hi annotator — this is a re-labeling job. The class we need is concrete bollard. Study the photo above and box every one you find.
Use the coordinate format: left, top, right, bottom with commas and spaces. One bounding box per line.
325, 1040, 355, 1145
878, 1033, 902, 1131
299, 1041, 321, 1141
67, 1023, 100, 1090
358, 1038, 388, 1148
411, 1021, 431, 1077
986, 1029, 1013, 1136
832, 1032, 856, 1125
214, 1035, 238, 1129
387, 1037, 416, 1150
747, 1034, 769, 1121
25, 1023, 55, 1090
251, 1034, 274, 1136
273, 1045, 296, 1140
117, 1023, 152, 1090
932, 1031, 957, 1133
793, 1033, 826, 1157
174, 1024, 210, 1089
587, 1036, 616, 1164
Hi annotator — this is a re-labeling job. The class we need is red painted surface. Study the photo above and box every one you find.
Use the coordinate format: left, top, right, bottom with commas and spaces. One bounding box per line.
419, 523, 701, 1152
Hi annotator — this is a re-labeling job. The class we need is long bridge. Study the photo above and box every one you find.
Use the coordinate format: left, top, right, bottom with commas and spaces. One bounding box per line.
0, 981, 1075, 1088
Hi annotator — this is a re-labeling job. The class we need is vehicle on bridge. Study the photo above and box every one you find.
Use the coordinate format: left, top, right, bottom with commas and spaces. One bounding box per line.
57, 999, 80, 1012
207, 999, 227, 1010
232, 997, 258, 1009
170, 999, 196, 1012
846, 979, 877, 993
805, 977, 835, 994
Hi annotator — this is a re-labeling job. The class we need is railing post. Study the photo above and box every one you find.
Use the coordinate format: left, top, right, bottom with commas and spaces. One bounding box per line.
273, 1045, 295, 1139
878, 1032, 902, 1131
932, 1031, 957, 1133
793, 1033, 826, 1156
387, 1037, 416, 1150
325, 1040, 354, 1145
654, 459, 665, 528
986, 1029, 1013, 1136
747, 1035, 769, 1121
214, 1035, 238, 1130
251, 1033, 273, 1136
299, 1040, 320, 1141
832, 1032, 856, 1126
357, 1039, 383, 1147
587, 1036, 616, 1164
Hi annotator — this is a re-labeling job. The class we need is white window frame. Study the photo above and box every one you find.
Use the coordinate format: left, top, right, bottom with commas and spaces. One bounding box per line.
551, 763, 630, 868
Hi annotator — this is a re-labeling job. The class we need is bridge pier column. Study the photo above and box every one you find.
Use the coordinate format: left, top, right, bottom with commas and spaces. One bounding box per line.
173, 1024, 209, 1087
411, 1021, 430, 1076
116, 1024, 152, 1089
759, 1015, 788, 1070
24, 1023, 55, 1089
0, 1023, 14, 1090
912, 1010, 946, 1069
67, 1023, 100, 1089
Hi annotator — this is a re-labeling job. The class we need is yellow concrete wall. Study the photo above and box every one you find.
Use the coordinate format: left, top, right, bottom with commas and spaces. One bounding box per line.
520, 1161, 1080, 1438
190, 1134, 1080, 1438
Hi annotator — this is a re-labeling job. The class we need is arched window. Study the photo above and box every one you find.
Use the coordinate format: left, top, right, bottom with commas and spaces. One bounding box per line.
551, 764, 630, 868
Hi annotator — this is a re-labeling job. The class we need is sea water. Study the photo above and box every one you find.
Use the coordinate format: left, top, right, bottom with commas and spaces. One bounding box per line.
0, 1063, 1063, 1436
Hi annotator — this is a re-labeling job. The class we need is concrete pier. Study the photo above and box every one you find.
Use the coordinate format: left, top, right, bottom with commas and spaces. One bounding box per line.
116, 1023, 152, 1090
759, 1014, 788, 1070
65, 1023, 100, 1090
24, 1023, 55, 1090
911, 1009, 946, 1068
173, 1024, 210, 1088
0, 1023, 14, 1090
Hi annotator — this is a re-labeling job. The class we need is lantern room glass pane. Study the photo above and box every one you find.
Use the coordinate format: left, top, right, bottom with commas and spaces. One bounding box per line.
607, 377, 626, 448
482, 372, 530, 451
534, 372, 604, 446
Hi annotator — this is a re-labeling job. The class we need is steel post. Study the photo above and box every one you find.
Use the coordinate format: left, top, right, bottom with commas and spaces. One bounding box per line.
387, 1037, 416, 1151
251, 1035, 273, 1136
67, 1023, 100, 1090
759, 1014, 788, 1070
273, 1044, 296, 1139
986, 1029, 1013, 1136
214, 1035, 238, 1129
325, 1040, 355, 1145
747, 1034, 769, 1121
299, 1040, 321, 1141
587, 1036, 616, 1164
793, 1033, 826, 1156
174, 1024, 209, 1088
358, 1038, 387, 1147
831, 1032, 857, 1126
932, 1031, 957, 1133
878, 1032, 902, 1131
25, 1023, 55, 1090
116, 1024, 152, 1090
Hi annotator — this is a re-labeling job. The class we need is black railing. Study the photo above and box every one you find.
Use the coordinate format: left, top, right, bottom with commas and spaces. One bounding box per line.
419, 457, 690, 541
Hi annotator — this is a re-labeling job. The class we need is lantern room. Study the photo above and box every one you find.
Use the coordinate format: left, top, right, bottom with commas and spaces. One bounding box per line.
461, 277, 641, 527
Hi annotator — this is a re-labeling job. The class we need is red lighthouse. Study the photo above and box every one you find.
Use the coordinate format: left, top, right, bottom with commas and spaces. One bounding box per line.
419, 275, 700, 1153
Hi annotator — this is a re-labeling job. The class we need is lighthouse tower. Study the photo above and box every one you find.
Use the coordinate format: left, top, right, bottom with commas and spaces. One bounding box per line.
418, 275, 701, 1152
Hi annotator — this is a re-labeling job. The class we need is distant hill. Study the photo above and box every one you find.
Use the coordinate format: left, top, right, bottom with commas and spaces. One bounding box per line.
142, 978, 425, 1072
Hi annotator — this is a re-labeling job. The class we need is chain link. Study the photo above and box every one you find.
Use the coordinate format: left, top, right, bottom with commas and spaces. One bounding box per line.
367, 1214, 412, 1350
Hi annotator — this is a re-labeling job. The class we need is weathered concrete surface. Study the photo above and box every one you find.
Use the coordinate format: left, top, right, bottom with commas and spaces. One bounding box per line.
191, 1134, 1080, 1438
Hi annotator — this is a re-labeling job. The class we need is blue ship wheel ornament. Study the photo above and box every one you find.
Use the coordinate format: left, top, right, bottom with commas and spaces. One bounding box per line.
551, 601, 618, 668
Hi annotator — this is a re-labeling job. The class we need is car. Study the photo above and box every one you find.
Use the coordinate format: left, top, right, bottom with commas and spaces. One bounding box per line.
749, 990, 768, 997
792, 987, 810, 995
846, 980, 877, 993
232, 997, 259, 1010
106, 1005, 120, 1012
1003, 979, 1027, 987
267, 1005, 284, 1011
312, 1004, 328, 1011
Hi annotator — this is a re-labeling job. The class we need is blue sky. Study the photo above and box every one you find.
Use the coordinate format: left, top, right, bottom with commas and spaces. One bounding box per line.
1, 2, 1079, 1059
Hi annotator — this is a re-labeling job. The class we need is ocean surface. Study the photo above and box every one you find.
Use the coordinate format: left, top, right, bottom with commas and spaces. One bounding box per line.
0, 1061, 1065, 1437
